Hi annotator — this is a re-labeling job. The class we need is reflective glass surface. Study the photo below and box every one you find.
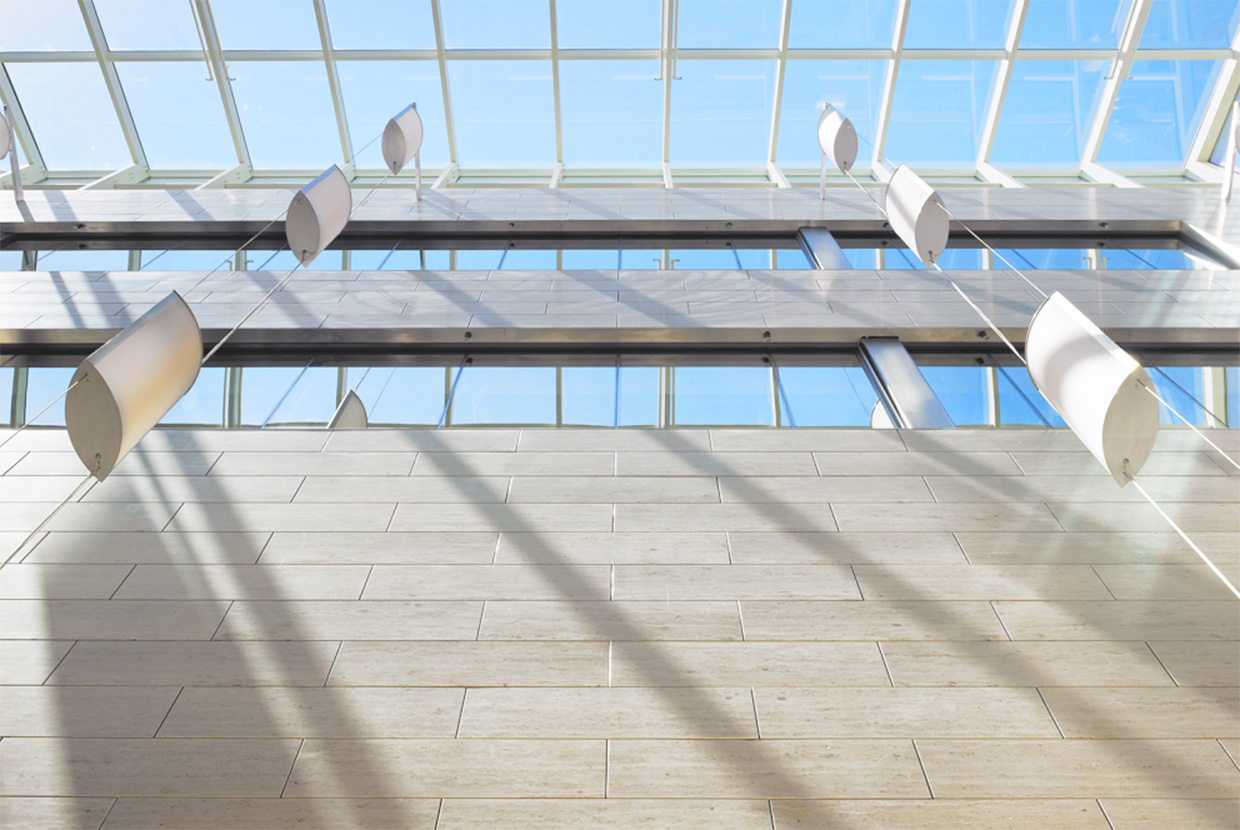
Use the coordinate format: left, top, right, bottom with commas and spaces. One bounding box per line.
677, 0, 783, 49
337, 62, 449, 171
903, 0, 1016, 49
449, 61, 556, 167
776, 60, 887, 169
990, 61, 1108, 167
559, 60, 663, 166
440, 0, 551, 49
556, 0, 662, 49
324, 1, 437, 51
230, 61, 342, 169
94, 0, 203, 50
787, 0, 899, 49
6, 63, 132, 170
886, 61, 998, 167
118, 62, 238, 170
1140, 0, 1240, 49
670, 59, 776, 166
0, 0, 91, 51
1020, 0, 1132, 48
1098, 60, 1221, 168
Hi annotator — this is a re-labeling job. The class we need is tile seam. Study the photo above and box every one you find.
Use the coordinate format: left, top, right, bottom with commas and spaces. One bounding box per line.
322, 641, 344, 687
1096, 798, 1117, 830
150, 685, 185, 738
107, 563, 138, 600
278, 738, 306, 799
1142, 641, 1179, 686
95, 797, 119, 830
1035, 686, 1067, 739
41, 639, 79, 686
910, 738, 935, 799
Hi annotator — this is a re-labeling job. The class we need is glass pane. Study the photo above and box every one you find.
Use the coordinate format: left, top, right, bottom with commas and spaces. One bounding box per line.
678, 0, 784, 48
263, 367, 340, 426
451, 367, 557, 425
621, 248, 666, 269
556, 0, 662, 48
670, 60, 776, 166
997, 365, 1064, 426
160, 367, 225, 426
21, 368, 75, 427
363, 367, 447, 426
337, 62, 449, 170
886, 247, 985, 270
562, 367, 617, 427
777, 366, 877, 427
0, 368, 12, 428
672, 367, 775, 426
993, 248, 1092, 269
618, 366, 660, 426
7, 63, 131, 171
1149, 366, 1212, 426
1020, 0, 1131, 48
776, 60, 886, 169
904, 0, 1015, 49
210, 0, 321, 50
325, 0, 437, 50
241, 367, 305, 426
0, 0, 91, 51
450, 61, 555, 166
118, 62, 238, 169
560, 60, 663, 166
142, 249, 233, 270
562, 248, 621, 269
0, 251, 24, 271
35, 249, 131, 270
1105, 248, 1196, 269
94, 0, 202, 50
990, 61, 1108, 167
454, 249, 505, 270
886, 61, 998, 167
501, 248, 558, 269
788, 0, 898, 49
670, 248, 740, 269
1227, 367, 1239, 428
1140, 0, 1240, 49
845, 248, 881, 268
1098, 60, 1221, 168
440, 0, 551, 49
230, 61, 343, 169
918, 366, 988, 426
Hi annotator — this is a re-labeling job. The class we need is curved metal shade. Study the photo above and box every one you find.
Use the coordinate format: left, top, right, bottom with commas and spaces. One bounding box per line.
327, 389, 368, 429
1026, 291, 1159, 486
884, 164, 948, 267
286, 165, 352, 266
382, 104, 424, 175
65, 292, 202, 480
0, 110, 10, 159
817, 105, 857, 174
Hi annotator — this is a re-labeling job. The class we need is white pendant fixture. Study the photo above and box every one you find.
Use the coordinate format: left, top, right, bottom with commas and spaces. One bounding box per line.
1026, 291, 1159, 486
286, 165, 352, 266
884, 164, 949, 267
327, 389, 368, 429
817, 104, 857, 174
0, 109, 10, 159
65, 292, 202, 480
382, 103, 424, 201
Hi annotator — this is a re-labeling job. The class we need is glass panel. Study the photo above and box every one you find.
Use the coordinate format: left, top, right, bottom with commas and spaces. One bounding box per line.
845, 248, 881, 269
886, 61, 999, 167
562, 248, 621, 269
556, 0, 662, 48
230, 61, 343, 169
903, 0, 1016, 49
0, 368, 12, 428
1020, 0, 1132, 48
440, 0, 551, 49
996, 365, 1064, 426
670, 59, 776, 166
1227, 367, 1239, 428
677, 0, 784, 48
1211, 107, 1235, 165
1106, 248, 1196, 269
337, 62, 448, 170
1140, 0, 1240, 49
35, 249, 131, 270
993, 248, 1093, 269
0, 251, 23, 271
1097, 60, 1221, 168
886, 247, 985, 270
210, 0, 321, 50
559, 60, 663, 166
670, 248, 741, 269
777, 366, 878, 427
771, 248, 814, 269
324, 0, 437, 50
671, 367, 775, 426
94, 0, 203, 50
450, 61, 555, 167
990, 61, 1108, 167
776, 60, 886, 169
142, 249, 233, 270
117, 62, 238, 169
1149, 366, 1212, 426
501, 248, 558, 269
453, 249, 505, 270
263, 367, 340, 426
450, 367, 557, 424
0, 0, 91, 51
918, 366, 989, 426
561, 367, 617, 426
618, 366, 660, 426
160, 367, 225, 426
621, 248, 666, 269
6, 63, 131, 171
20, 368, 74, 427
736, 247, 813, 269
361, 367, 447, 426
788, 0, 898, 49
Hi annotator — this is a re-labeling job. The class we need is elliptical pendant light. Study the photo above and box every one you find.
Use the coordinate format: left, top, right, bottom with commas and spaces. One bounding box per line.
382, 103, 424, 201
0, 108, 10, 159
817, 104, 857, 200
286, 164, 352, 266
327, 389, 368, 430
884, 164, 949, 267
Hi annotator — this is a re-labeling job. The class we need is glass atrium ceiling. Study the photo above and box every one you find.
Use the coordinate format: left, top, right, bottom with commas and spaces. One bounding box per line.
0, 0, 1237, 188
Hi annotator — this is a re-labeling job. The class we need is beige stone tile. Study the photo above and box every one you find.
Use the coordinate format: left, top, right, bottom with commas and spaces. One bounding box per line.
607, 738, 928, 798
6, 452, 219, 477
508, 476, 720, 504
438, 799, 773, 830
1011, 451, 1226, 477
1041, 687, 1240, 738
284, 739, 605, 798
0, 600, 229, 640
293, 475, 509, 503
158, 687, 463, 738
459, 687, 756, 738
718, 476, 933, 503
0, 686, 179, 737
0, 503, 179, 534
994, 601, 1240, 641
613, 564, 860, 600
208, 452, 416, 476
756, 687, 1059, 738
617, 452, 816, 476
0, 641, 75, 685
928, 475, 1240, 504
82, 476, 303, 503
709, 429, 906, 452
328, 640, 608, 687
113, 564, 371, 601
324, 429, 519, 452
1224, 738, 1239, 766
0, 738, 301, 797
137, 431, 329, 453
616, 503, 839, 532
519, 429, 710, 451
956, 531, 1240, 565
412, 451, 615, 476
259, 531, 497, 564
833, 503, 1061, 533
1094, 564, 1240, 600
728, 531, 967, 565
495, 531, 729, 564
1098, 798, 1240, 829
48, 641, 338, 686
1147, 642, 1240, 686
0, 477, 93, 502
741, 601, 1009, 641
1048, 502, 1240, 533
390, 503, 612, 532
917, 739, 1239, 798
478, 600, 742, 641
773, 799, 1109, 829
26, 532, 271, 564
883, 641, 1176, 687
812, 451, 1023, 476
166, 503, 395, 532
215, 600, 483, 641
855, 564, 1113, 600
363, 564, 610, 600
610, 641, 890, 687
0, 565, 133, 599
0, 797, 116, 830
101, 798, 440, 830
898, 429, 1090, 453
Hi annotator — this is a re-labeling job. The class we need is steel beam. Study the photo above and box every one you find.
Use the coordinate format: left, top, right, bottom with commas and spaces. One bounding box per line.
871, 0, 911, 165
1187, 26, 1240, 164
194, 0, 251, 168
1082, 161, 1144, 188
311, 0, 354, 172
1081, 0, 1152, 165
766, 0, 793, 163
859, 336, 955, 429
976, 0, 1029, 165
0, 64, 46, 174
78, 0, 148, 171
194, 162, 252, 189
429, 0, 459, 165
977, 162, 1024, 188
549, 0, 563, 164
76, 163, 148, 190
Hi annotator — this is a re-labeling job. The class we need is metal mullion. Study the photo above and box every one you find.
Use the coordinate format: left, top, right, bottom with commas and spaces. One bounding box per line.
976, 0, 1030, 166
430, 0, 459, 165
1081, 0, 1152, 165
871, 0, 911, 165
194, 0, 252, 169
661, 0, 674, 167
0, 64, 47, 174
549, 0, 563, 165
1186, 27, 1240, 164
766, 0, 793, 163
77, 0, 148, 172
311, 0, 354, 173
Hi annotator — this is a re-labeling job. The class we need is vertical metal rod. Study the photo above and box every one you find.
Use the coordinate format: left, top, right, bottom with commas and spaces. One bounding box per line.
5, 106, 23, 203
